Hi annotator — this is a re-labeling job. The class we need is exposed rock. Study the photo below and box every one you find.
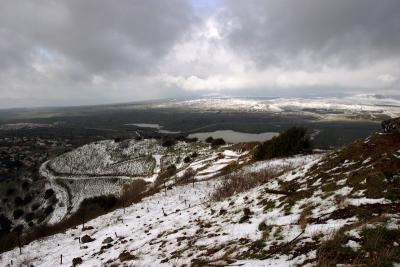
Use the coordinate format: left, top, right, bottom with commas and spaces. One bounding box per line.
81, 234, 95, 243
119, 251, 136, 262
82, 225, 94, 231
100, 243, 113, 250
72, 257, 83, 266
382, 117, 400, 133
102, 236, 113, 244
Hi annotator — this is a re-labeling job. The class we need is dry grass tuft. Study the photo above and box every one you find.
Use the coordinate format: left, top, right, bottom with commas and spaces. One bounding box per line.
211, 165, 293, 201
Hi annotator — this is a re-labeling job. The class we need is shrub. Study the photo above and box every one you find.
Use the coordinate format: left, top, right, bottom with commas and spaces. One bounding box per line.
211, 166, 292, 201
79, 195, 118, 212
31, 203, 40, 211
24, 212, 35, 222
258, 221, 267, 231
183, 156, 191, 163
177, 168, 196, 184
211, 138, 226, 148
158, 165, 177, 182
187, 137, 198, 143
317, 229, 355, 265
72, 257, 83, 266
121, 179, 148, 205
205, 136, 214, 143
162, 139, 176, 147
13, 209, 24, 219
253, 127, 311, 161
44, 189, 54, 199
44, 205, 54, 216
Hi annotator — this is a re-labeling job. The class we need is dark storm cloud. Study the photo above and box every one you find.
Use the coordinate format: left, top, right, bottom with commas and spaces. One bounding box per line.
0, 0, 195, 74
0, 0, 399, 108
221, 0, 400, 68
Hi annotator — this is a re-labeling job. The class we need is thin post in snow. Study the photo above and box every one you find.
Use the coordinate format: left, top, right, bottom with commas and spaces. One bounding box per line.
60, 254, 63, 264
17, 230, 22, 255
81, 212, 85, 230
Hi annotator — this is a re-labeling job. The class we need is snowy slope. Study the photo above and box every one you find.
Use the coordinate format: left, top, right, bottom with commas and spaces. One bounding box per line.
1, 133, 400, 266
1, 155, 320, 267
40, 138, 247, 224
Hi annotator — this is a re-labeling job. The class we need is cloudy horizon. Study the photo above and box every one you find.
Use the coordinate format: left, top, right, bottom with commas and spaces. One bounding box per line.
1, 0, 399, 108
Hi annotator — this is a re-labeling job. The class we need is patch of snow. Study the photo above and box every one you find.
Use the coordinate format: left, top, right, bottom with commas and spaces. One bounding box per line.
345, 198, 389, 206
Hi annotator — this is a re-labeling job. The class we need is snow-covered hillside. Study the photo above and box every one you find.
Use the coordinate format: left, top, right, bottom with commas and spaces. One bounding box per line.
1, 133, 399, 266
148, 95, 400, 120
40, 138, 247, 224
0, 154, 319, 267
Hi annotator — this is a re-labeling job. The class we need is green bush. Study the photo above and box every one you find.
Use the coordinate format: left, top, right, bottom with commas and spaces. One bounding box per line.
253, 127, 311, 160
205, 136, 214, 143
211, 138, 226, 148
183, 156, 191, 163
258, 221, 267, 231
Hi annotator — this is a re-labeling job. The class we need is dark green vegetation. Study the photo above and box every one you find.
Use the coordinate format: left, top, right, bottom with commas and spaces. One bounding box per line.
0, 179, 151, 254
253, 127, 312, 160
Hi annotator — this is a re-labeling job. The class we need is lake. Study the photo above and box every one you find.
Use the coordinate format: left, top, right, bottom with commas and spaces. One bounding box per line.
188, 130, 278, 143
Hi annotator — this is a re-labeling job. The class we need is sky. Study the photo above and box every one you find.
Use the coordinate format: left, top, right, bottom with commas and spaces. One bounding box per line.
0, 0, 399, 108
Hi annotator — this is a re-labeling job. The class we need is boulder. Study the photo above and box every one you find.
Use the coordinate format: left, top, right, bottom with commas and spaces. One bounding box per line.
382, 117, 400, 133
119, 251, 136, 262
72, 257, 83, 266
81, 234, 95, 243
102, 236, 113, 244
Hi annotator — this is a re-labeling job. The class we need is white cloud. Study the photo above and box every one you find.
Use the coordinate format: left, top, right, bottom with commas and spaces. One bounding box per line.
377, 74, 398, 84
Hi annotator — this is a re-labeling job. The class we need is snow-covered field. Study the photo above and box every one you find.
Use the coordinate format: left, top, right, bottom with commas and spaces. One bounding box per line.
40, 138, 247, 224
147, 94, 400, 120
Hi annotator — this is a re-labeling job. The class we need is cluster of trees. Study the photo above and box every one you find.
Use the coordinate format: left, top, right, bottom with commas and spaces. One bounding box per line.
253, 127, 312, 161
